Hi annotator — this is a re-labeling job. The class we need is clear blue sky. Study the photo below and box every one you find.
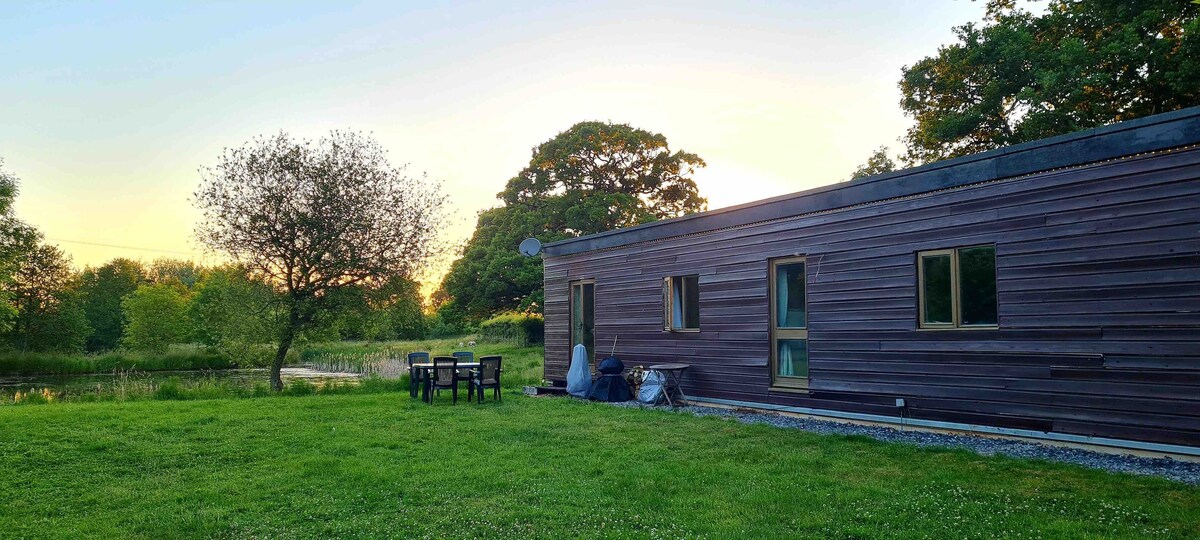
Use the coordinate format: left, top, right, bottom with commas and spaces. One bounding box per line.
1, 0, 988, 286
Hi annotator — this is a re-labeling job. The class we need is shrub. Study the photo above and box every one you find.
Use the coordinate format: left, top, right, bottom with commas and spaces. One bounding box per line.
478, 312, 544, 346
425, 312, 471, 339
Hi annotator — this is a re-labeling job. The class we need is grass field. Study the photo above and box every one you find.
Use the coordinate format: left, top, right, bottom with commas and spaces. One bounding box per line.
1, 393, 1197, 539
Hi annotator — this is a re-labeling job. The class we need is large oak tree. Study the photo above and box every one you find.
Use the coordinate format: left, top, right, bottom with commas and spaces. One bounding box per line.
195, 131, 446, 390
437, 121, 706, 325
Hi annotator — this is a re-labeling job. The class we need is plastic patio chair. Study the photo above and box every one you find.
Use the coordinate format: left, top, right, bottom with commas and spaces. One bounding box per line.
452, 350, 474, 379
407, 352, 430, 398
427, 356, 462, 404
468, 355, 502, 403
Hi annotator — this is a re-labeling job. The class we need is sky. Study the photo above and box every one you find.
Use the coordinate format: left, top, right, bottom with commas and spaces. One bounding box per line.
1, 0, 988, 291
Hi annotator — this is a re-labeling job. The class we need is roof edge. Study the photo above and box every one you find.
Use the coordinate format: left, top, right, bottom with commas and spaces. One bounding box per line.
543, 106, 1200, 257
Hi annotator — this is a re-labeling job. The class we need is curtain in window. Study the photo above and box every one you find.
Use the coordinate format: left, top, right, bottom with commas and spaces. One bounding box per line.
776, 268, 789, 326
778, 341, 793, 377
671, 279, 684, 329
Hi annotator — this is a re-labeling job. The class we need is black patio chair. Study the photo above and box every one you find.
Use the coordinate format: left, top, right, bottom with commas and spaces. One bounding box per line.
407, 352, 430, 398
468, 355, 502, 403
452, 350, 474, 379
427, 356, 462, 404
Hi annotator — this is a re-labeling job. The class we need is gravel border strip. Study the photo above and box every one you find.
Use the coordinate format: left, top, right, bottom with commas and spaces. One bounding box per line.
606, 400, 1200, 485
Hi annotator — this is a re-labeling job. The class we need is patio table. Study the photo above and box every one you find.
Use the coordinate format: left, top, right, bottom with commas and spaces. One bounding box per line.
647, 363, 690, 407
411, 362, 480, 403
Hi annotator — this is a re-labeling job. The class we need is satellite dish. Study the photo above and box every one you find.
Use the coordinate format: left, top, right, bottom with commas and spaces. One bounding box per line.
519, 238, 542, 257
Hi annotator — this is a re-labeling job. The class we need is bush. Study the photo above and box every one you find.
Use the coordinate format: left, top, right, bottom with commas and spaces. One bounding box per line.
424, 312, 471, 339
478, 312, 543, 346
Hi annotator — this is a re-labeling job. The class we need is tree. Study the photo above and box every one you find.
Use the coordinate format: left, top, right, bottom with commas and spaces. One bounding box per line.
148, 258, 200, 289
78, 258, 145, 351
4, 243, 90, 352
194, 131, 446, 390
365, 275, 426, 340
121, 284, 191, 354
0, 159, 40, 333
500, 121, 707, 231
437, 206, 552, 325
899, 0, 1200, 164
848, 146, 897, 180
190, 266, 278, 366
438, 121, 706, 324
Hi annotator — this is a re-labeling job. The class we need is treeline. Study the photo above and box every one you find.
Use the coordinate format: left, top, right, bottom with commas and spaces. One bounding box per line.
2, 249, 432, 360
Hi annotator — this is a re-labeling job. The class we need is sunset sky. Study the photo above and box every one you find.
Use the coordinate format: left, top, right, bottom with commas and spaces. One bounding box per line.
2, 1, 988, 290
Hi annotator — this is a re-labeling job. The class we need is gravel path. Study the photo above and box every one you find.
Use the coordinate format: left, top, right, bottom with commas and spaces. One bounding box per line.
607, 400, 1200, 485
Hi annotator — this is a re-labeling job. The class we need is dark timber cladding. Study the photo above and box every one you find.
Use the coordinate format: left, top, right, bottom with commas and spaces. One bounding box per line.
541, 106, 1200, 449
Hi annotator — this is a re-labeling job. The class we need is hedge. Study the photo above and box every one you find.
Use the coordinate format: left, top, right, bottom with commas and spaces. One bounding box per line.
478, 312, 544, 346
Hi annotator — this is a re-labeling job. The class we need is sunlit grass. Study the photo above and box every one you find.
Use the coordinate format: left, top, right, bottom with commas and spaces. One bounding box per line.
0, 394, 1196, 539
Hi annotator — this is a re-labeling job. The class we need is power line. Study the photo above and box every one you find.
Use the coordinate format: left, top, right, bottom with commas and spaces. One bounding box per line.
44, 237, 197, 257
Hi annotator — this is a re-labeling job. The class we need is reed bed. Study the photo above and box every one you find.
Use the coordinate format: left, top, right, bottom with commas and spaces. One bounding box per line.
2, 370, 409, 405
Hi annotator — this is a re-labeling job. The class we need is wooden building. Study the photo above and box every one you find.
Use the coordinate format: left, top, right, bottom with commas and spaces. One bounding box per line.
540, 107, 1200, 454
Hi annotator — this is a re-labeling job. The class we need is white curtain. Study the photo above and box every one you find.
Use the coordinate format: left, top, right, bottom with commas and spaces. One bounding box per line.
776, 268, 794, 377
671, 279, 684, 329
776, 269, 789, 326
778, 342, 794, 377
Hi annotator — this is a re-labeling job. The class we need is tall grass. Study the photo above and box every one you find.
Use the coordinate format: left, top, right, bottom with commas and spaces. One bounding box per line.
0, 346, 233, 376
3, 371, 412, 405
0, 344, 299, 376
301, 336, 545, 387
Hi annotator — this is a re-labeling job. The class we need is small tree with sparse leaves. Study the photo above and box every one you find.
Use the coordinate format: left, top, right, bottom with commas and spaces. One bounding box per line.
194, 131, 447, 390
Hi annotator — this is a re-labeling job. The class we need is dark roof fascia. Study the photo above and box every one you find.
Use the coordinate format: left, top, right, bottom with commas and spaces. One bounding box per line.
543, 106, 1200, 257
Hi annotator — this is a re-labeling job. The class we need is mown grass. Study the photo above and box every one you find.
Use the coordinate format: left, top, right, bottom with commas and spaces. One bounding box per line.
0, 345, 236, 376
1, 394, 1196, 539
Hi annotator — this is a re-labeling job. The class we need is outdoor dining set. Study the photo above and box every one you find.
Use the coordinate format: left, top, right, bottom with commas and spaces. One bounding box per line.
406, 351, 502, 404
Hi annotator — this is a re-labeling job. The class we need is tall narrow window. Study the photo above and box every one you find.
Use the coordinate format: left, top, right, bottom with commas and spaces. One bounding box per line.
770, 257, 808, 388
663, 275, 700, 331
917, 245, 998, 329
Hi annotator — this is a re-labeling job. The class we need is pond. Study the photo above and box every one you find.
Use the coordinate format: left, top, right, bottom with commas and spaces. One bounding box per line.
0, 366, 364, 399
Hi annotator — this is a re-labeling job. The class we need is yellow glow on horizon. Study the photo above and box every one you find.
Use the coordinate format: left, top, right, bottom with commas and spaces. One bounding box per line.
3, 1, 987, 298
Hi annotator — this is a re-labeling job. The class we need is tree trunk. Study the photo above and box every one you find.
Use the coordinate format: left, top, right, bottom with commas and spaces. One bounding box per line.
270, 325, 296, 392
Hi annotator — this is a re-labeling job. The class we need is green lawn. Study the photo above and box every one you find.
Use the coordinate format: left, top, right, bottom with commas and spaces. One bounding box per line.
1, 394, 1197, 539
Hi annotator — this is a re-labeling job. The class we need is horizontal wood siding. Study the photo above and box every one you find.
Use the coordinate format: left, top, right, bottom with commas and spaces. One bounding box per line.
544, 147, 1200, 447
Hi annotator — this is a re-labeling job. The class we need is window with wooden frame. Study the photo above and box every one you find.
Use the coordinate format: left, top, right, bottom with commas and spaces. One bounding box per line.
917, 245, 998, 329
663, 275, 700, 331
769, 256, 808, 389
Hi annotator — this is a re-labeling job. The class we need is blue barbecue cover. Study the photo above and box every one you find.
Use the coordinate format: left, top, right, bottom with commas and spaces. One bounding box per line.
588, 356, 631, 402
597, 356, 624, 375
